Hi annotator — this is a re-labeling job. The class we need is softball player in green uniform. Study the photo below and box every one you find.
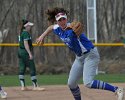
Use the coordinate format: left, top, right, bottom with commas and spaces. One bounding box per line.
18, 19, 45, 91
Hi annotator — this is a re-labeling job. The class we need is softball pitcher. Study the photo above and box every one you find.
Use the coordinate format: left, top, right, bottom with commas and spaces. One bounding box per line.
36, 7, 124, 100
18, 19, 45, 91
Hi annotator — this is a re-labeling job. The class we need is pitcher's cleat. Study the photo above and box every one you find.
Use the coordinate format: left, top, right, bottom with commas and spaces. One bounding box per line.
116, 87, 124, 100
32, 87, 45, 91
0, 90, 7, 99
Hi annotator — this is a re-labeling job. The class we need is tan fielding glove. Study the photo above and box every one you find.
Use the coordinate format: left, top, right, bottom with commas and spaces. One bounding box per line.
65, 21, 84, 36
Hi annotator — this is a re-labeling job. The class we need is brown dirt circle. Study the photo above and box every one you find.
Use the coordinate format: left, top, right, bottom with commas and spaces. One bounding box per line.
4, 83, 125, 100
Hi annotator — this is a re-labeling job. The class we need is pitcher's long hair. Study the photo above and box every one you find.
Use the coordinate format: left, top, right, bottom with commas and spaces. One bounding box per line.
45, 7, 69, 24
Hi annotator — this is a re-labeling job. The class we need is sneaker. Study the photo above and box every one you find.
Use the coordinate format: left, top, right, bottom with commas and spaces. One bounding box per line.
32, 87, 45, 91
116, 87, 124, 100
0, 90, 7, 99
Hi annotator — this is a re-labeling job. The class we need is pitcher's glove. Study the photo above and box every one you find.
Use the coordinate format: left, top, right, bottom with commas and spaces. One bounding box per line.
65, 21, 84, 36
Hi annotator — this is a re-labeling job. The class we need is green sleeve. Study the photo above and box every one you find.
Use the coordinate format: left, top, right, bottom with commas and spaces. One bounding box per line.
22, 31, 30, 40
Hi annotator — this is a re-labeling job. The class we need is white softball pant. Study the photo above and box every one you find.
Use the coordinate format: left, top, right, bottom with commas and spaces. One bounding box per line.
68, 47, 100, 89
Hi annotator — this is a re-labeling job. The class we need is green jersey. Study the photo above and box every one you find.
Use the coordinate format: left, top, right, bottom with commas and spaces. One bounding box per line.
19, 31, 33, 51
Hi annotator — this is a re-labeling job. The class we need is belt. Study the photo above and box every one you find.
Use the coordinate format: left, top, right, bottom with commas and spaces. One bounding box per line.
83, 46, 94, 54
83, 50, 90, 54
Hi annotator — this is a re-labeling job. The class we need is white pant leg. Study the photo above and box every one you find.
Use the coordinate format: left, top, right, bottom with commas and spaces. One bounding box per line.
83, 47, 100, 87
68, 57, 84, 89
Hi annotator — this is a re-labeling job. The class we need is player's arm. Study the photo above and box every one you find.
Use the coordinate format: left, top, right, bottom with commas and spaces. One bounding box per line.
36, 25, 53, 45
123, 44, 125, 48
24, 40, 33, 60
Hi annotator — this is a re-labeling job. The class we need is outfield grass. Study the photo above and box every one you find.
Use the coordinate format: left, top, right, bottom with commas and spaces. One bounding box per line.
0, 74, 125, 87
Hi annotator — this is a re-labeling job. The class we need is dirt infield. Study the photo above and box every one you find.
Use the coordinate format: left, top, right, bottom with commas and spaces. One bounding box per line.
3, 83, 125, 100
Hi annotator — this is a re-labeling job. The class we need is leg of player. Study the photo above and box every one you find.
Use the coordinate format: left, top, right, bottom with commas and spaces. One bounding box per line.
19, 66, 29, 91
0, 86, 7, 99
19, 74, 28, 91
83, 48, 124, 100
29, 60, 45, 91
88, 80, 124, 100
68, 58, 83, 100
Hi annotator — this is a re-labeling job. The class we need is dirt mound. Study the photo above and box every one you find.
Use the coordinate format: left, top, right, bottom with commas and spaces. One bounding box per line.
4, 83, 125, 100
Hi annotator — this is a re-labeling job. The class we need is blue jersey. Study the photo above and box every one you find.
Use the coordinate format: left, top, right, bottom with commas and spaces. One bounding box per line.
53, 24, 94, 56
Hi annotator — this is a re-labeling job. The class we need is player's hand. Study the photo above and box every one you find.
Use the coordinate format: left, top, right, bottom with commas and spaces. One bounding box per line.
65, 21, 84, 37
29, 54, 33, 60
123, 44, 125, 48
36, 35, 44, 45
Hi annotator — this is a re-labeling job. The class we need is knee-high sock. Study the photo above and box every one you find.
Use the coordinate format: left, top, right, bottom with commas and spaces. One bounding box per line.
31, 76, 38, 87
19, 75, 25, 87
70, 86, 81, 100
90, 80, 118, 92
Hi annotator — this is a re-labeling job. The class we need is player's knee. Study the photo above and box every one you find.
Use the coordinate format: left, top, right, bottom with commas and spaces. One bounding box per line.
67, 81, 77, 89
19, 70, 25, 75
30, 71, 36, 76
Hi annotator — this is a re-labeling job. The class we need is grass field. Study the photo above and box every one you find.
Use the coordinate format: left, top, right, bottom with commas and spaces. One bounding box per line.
0, 74, 125, 87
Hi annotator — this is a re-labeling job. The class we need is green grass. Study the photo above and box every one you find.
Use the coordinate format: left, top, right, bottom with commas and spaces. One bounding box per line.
95, 74, 125, 83
0, 74, 125, 87
0, 74, 69, 87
